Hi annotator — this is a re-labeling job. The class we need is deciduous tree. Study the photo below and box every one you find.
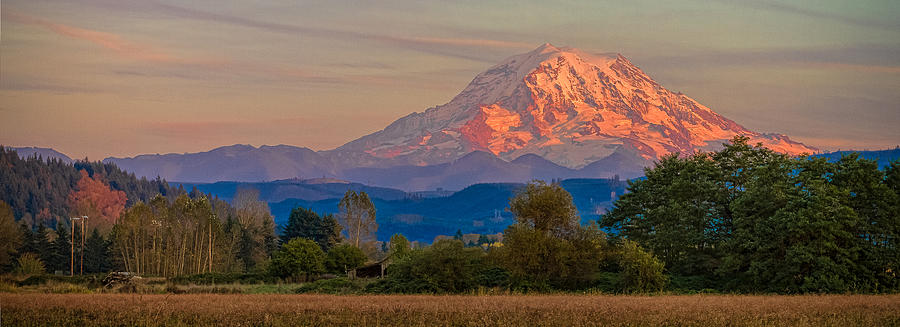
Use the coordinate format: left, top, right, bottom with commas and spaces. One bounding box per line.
68, 170, 126, 233
338, 190, 377, 248
509, 180, 579, 238
270, 238, 325, 281
0, 201, 23, 270
325, 244, 367, 274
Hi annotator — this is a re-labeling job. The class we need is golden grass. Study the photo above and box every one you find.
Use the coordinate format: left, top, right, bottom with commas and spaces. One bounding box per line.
2, 293, 898, 326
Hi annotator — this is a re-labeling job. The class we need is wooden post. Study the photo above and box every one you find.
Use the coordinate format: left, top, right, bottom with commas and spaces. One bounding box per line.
70, 219, 75, 276
80, 218, 85, 275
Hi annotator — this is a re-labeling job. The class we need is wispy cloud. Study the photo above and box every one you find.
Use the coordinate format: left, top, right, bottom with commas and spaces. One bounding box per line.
711, 0, 900, 31
56, 0, 530, 62
1, 10, 428, 87
0, 78, 104, 94
148, 1, 532, 50
4, 11, 182, 63
641, 44, 900, 73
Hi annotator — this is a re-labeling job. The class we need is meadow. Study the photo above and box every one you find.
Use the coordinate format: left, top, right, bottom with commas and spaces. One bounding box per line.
2, 293, 899, 326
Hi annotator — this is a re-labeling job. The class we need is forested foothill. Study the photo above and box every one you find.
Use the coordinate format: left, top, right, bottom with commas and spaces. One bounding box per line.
1, 140, 897, 294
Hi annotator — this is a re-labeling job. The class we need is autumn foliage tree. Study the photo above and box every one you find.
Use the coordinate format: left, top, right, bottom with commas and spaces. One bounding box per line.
68, 170, 126, 233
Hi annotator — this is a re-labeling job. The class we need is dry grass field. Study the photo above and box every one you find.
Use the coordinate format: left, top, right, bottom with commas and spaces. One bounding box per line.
2, 294, 899, 326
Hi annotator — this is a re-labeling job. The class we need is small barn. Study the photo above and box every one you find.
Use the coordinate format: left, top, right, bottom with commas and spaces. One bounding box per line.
350, 257, 389, 279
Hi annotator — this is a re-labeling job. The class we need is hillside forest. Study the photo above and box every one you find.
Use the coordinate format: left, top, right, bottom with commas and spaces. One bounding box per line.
0, 138, 898, 293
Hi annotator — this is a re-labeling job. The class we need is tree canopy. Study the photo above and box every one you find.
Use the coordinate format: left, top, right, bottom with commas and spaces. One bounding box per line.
270, 238, 325, 281
601, 136, 900, 293
281, 206, 342, 252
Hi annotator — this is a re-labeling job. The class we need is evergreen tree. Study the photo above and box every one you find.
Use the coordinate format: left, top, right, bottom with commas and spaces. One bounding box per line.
281, 207, 342, 252
34, 223, 53, 271
281, 207, 320, 243
318, 214, 342, 252
238, 228, 255, 271
53, 225, 72, 274
84, 228, 111, 273
17, 222, 35, 256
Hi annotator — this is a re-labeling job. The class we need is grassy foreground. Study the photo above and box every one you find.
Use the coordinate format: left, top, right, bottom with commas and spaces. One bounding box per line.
2, 294, 899, 326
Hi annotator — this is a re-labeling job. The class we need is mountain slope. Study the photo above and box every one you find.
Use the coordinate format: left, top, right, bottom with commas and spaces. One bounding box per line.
104, 43, 818, 186
106, 144, 337, 183
13, 147, 73, 164
341, 150, 645, 191
333, 43, 815, 168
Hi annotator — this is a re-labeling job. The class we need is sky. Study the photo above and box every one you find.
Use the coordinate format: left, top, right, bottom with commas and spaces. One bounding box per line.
1, 0, 898, 160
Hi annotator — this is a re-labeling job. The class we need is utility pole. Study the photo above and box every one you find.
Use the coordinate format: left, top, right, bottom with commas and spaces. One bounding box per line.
70, 216, 87, 276
71, 218, 75, 276
80, 216, 87, 275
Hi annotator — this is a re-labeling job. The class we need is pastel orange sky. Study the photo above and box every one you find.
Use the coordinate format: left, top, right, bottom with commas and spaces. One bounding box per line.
1, 0, 898, 160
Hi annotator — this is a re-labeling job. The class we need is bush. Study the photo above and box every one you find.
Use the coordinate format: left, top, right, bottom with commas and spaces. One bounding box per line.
618, 240, 667, 293
17, 274, 102, 288
43, 281, 93, 294
270, 238, 325, 281
13, 253, 45, 276
495, 223, 607, 290
325, 244, 367, 274
377, 240, 499, 293
296, 277, 368, 294
168, 272, 277, 285
668, 275, 723, 293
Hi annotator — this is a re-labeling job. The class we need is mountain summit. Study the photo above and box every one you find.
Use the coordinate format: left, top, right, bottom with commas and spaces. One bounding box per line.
336, 43, 815, 168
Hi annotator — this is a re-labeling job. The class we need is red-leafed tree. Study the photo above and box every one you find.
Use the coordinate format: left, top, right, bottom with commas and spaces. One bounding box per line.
68, 170, 127, 233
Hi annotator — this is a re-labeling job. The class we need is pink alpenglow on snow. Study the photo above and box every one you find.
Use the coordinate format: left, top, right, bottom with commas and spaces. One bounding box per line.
337, 44, 817, 168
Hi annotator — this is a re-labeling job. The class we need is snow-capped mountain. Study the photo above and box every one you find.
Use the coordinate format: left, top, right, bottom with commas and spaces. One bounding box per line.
334, 43, 816, 168
103, 43, 819, 188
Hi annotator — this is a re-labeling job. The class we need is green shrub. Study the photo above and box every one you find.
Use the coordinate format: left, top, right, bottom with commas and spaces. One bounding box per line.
668, 275, 723, 293
270, 238, 325, 281
43, 281, 93, 294
13, 253, 45, 276
592, 272, 623, 293
618, 240, 667, 293
325, 244, 367, 274
168, 272, 276, 285
377, 240, 500, 294
495, 222, 607, 290
296, 277, 368, 294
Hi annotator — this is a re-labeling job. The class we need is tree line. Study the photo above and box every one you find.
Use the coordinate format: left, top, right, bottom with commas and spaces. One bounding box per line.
367, 181, 666, 293
1, 164, 380, 281
2, 141, 897, 294
602, 136, 900, 293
